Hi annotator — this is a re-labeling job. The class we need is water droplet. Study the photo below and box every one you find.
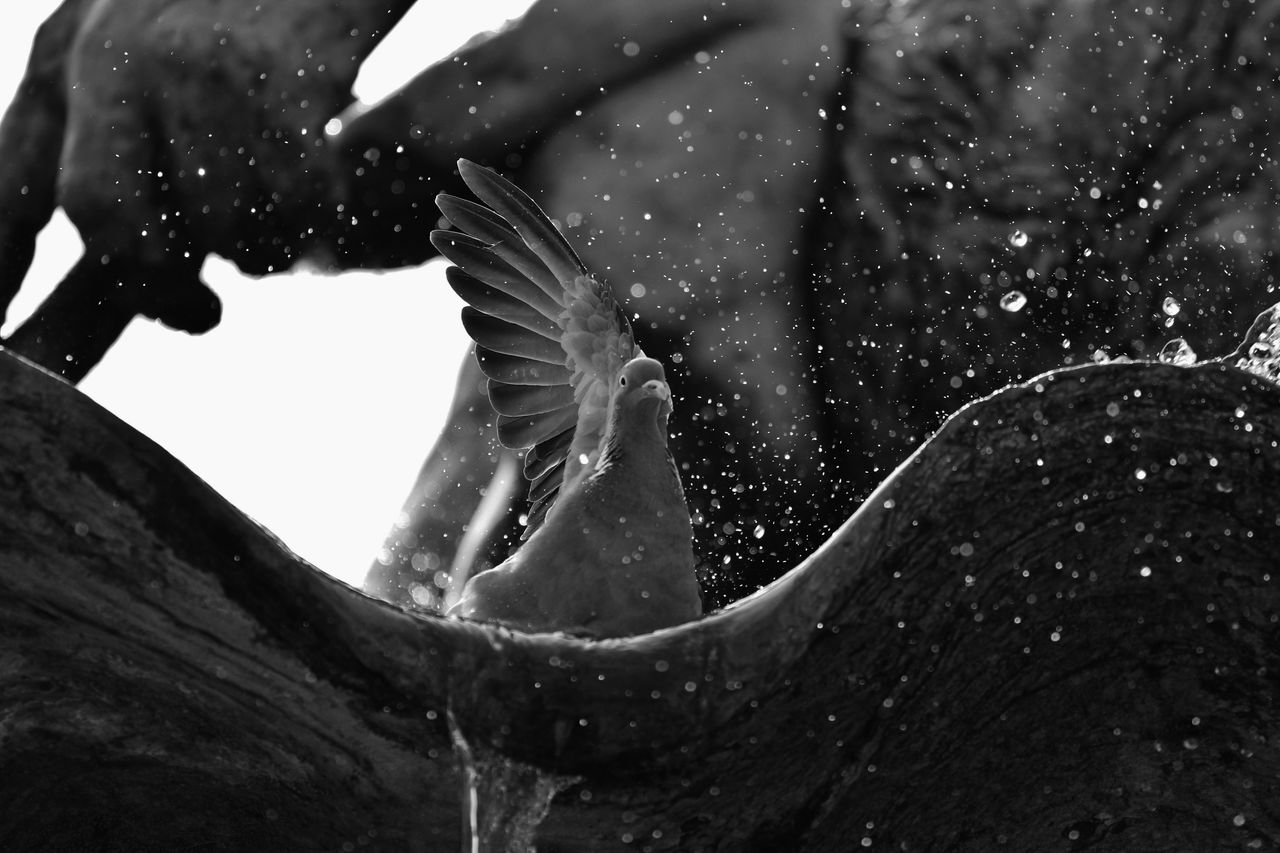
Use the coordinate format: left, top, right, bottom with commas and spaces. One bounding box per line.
1009, 230, 1029, 248
1162, 296, 1181, 316
1235, 302, 1280, 384
753, 524, 765, 539
1157, 338, 1196, 366
1000, 290, 1027, 312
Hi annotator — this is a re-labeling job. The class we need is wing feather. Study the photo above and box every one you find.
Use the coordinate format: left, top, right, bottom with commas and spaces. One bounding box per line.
527, 458, 566, 504
497, 406, 579, 449
456, 161, 589, 289
489, 382, 576, 418
523, 497, 554, 537
431, 232, 563, 321
445, 269, 561, 339
474, 347, 571, 387
522, 429, 574, 482
437, 159, 641, 537
461, 308, 565, 364
435, 195, 566, 299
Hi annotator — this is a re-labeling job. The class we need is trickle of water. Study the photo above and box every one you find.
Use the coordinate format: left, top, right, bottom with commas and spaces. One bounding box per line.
1000, 290, 1027, 312
1009, 230, 1029, 248
1235, 302, 1280, 385
1157, 338, 1197, 366
1162, 296, 1181, 317
449, 709, 580, 853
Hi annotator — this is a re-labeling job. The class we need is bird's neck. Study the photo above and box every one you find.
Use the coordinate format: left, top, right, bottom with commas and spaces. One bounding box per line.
590, 418, 687, 526
598, 414, 669, 473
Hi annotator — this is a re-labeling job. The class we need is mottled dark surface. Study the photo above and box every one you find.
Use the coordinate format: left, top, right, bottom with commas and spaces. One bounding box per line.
0, 0, 423, 378
3, 346, 1279, 850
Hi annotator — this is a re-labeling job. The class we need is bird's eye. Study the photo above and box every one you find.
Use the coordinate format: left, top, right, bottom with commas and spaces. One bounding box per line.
619, 375, 627, 387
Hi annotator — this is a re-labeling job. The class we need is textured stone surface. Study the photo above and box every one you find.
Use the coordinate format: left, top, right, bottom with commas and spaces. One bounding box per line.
3, 347, 1278, 850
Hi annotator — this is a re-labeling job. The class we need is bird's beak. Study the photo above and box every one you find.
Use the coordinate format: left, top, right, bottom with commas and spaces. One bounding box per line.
641, 379, 671, 402
641, 378, 673, 418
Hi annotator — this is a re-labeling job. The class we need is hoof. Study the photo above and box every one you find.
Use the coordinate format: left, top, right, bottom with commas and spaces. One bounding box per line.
145, 281, 223, 334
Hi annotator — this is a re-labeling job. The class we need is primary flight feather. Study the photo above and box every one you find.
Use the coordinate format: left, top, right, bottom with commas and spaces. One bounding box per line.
432, 159, 703, 638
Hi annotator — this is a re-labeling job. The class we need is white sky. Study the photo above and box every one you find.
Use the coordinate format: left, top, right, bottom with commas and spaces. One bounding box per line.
0, 2, 534, 586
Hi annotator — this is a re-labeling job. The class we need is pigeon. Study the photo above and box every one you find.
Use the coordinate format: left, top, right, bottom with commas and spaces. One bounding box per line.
431, 159, 703, 639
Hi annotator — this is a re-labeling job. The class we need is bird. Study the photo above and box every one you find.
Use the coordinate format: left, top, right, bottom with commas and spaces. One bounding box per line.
430, 159, 703, 639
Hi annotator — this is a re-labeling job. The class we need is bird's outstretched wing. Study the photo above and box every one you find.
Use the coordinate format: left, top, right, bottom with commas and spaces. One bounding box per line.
430, 159, 640, 536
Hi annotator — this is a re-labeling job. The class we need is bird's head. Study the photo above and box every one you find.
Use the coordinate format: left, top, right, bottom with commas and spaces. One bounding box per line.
614, 357, 674, 427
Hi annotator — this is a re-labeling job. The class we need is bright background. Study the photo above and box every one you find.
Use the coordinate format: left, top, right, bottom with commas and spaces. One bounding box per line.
0, 2, 534, 586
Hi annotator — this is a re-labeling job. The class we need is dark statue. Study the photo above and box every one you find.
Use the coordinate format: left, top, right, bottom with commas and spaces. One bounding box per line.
1, 0, 1278, 848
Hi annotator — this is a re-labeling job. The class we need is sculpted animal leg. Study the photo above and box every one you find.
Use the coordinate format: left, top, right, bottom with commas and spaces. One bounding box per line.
5, 256, 138, 381
0, 0, 90, 327
365, 350, 522, 609
333, 0, 782, 213
5, 39, 220, 381
6, 0, 421, 378
5, 252, 212, 383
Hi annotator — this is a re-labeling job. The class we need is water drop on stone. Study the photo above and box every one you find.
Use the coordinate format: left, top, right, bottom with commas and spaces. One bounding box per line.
1234, 302, 1280, 385
1157, 338, 1196, 366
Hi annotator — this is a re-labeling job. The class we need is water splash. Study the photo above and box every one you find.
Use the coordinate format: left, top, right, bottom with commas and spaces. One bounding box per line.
1000, 290, 1027, 312
1235, 303, 1280, 385
1157, 338, 1196, 366
449, 710, 580, 853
